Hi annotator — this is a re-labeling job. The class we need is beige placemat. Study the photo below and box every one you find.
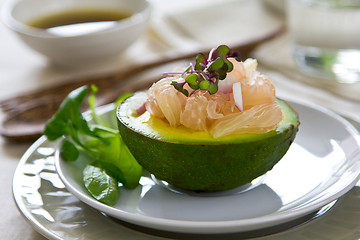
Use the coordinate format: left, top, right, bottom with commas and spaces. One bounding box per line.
150, 0, 283, 52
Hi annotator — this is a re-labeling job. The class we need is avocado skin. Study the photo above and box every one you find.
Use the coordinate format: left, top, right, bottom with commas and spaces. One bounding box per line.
117, 109, 299, 192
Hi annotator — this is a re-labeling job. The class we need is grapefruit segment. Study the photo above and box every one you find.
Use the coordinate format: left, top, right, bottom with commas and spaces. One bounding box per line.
146, 78, 185, 126
145, 57, 280, 137
180, 91, 208, 131
210, 102, 282, 138
242, 73, 276, 110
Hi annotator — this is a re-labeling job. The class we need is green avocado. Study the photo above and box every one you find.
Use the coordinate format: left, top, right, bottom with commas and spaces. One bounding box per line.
117, 92, 299, 192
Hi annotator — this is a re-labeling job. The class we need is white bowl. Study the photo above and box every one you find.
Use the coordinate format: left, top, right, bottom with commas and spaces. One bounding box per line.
1, 0, 151, 65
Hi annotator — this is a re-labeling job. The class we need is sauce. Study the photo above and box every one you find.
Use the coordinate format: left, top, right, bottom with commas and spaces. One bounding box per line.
27, 8, 132, 36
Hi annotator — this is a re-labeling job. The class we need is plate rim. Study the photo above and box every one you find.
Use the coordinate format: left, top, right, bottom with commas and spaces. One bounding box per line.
54, 99, 360, 234
12, 136, 63, 240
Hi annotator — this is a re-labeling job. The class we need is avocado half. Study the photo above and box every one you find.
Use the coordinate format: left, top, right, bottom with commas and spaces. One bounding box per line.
117, 92, 299, 192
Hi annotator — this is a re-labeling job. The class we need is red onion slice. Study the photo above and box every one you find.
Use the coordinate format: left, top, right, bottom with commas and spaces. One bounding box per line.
233, 82, 243, 112
136, 102, 146, 115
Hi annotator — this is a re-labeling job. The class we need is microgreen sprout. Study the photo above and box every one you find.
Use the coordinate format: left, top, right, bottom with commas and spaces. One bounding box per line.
166, 45, 241, 96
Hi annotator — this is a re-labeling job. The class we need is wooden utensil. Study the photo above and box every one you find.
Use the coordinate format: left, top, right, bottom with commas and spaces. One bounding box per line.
0, 29, 283, 142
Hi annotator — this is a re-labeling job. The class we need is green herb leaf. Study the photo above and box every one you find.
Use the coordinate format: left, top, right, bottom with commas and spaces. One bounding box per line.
60, 138, 79, 162
185, 74, 200, 90
223, 58, 234, 72
181, 65, 192, 78
208, 58, 224, 71
199, 80, 210, 90
83, 164, 119, 206
91, 160, 127, 185
84, 126, 142, 189
43, 85, 96, 145
195, 53, 206, 71
185, 73, 198, 85
218, 64, 229, 80
208, 82, 219, 94
88, 85, 110, 128
171, 81, 189, 97
214, 45, 229, 58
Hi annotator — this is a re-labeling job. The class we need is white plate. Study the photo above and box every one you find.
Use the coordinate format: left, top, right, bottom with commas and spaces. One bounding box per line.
54, 100, 360, 234
12, 138, 360, 240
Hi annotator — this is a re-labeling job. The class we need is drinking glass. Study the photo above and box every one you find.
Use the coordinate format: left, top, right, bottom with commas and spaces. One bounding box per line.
287, 0, 360, 83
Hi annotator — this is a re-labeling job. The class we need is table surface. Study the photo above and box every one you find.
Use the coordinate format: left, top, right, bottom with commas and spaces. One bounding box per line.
1, 0, 359, 239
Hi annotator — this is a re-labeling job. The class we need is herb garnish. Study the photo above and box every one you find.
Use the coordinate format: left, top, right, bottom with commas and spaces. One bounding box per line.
43, 85, 142, 205
168, 45, 241, 96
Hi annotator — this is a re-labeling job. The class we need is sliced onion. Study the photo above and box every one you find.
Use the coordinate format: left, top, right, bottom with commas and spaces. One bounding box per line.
218, 74, 238, 93
233, 82, 243, 112
136, 102, 146, 115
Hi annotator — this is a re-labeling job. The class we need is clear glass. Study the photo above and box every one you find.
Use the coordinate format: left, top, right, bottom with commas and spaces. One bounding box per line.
287, 0, 360, 83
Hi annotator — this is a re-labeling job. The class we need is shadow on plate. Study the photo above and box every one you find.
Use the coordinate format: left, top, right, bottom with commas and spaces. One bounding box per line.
105, 200, 337, 240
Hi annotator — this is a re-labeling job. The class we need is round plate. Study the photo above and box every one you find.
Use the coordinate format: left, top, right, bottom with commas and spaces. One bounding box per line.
54, 100, 360, 234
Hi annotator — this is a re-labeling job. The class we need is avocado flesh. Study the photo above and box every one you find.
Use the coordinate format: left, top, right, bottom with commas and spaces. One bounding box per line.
117, 92, 299, 192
